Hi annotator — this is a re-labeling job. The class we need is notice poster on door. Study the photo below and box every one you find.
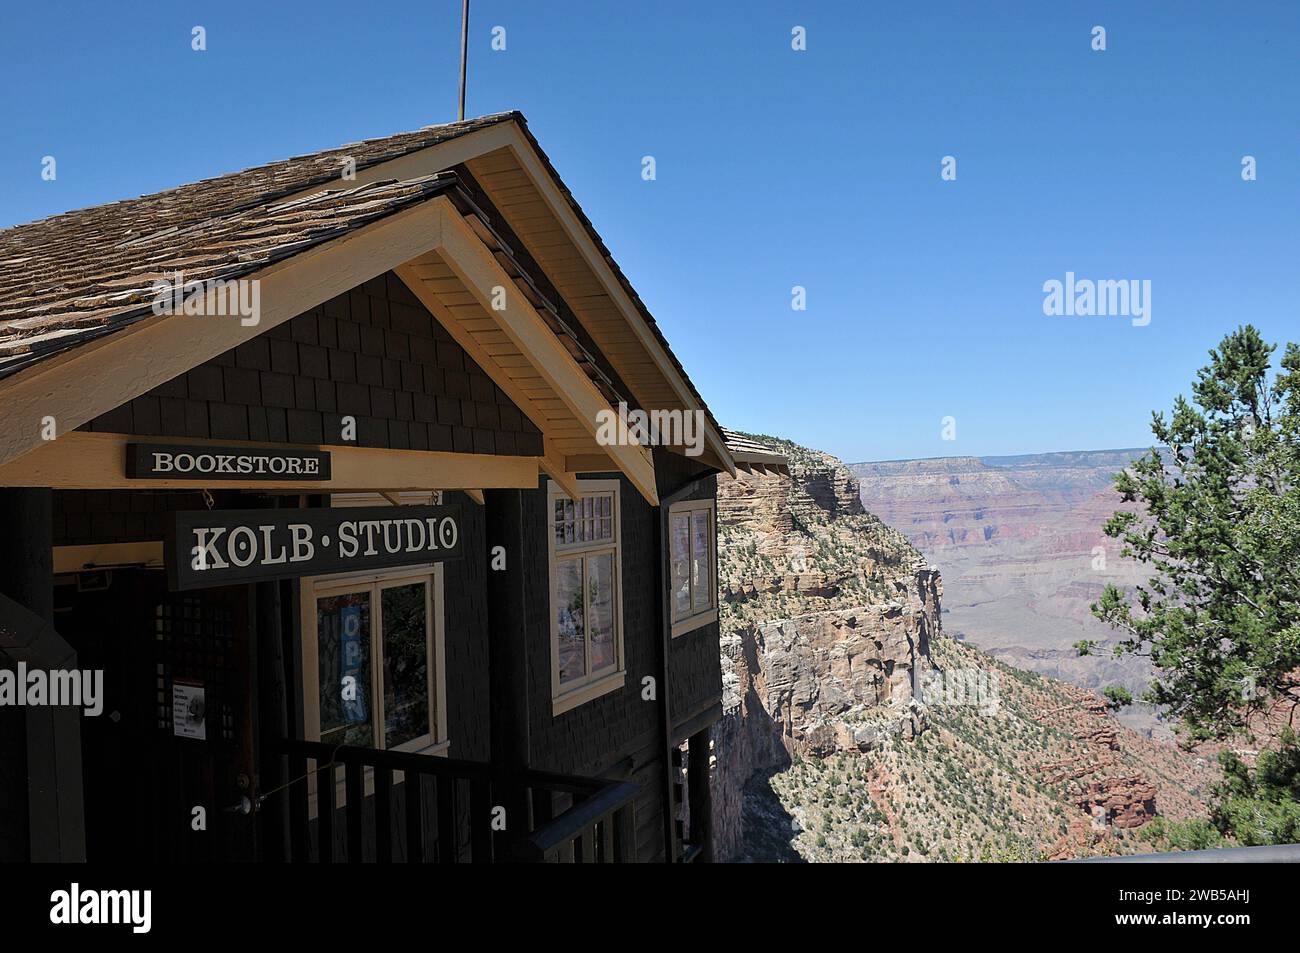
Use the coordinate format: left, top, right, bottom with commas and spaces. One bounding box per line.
172, 679, 207, 740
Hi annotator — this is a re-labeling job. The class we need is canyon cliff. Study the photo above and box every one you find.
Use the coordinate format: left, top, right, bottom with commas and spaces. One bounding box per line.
709, 435, 1216, 862
710, 436, 942, 859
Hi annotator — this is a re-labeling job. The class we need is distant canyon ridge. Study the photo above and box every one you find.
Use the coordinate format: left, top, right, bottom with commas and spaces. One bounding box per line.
848, 448, 1165, 736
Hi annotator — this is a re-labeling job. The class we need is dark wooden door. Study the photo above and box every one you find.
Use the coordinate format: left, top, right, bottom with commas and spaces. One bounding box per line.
65, 570, 256, 861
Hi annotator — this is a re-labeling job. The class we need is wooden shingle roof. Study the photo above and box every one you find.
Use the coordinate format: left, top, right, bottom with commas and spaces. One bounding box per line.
0, 110, 734, 474
0, 114, 514, 377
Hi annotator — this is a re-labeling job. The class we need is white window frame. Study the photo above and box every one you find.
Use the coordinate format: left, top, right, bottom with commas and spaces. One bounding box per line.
548, 478, 625, 715
668, 498, 718, 638
301, 564, 449, 757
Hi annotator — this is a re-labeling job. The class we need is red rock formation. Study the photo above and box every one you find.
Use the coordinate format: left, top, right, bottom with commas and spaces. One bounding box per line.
1077, 774, 1159, 829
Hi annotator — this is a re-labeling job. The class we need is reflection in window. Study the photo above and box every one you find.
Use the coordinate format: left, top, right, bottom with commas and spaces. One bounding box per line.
588, 553, 615, 673
669, 501, 716, 627
556, 558, 586, 685
692, 511, 711, 610
671, 514, 691, 617
382, 582, 428, 749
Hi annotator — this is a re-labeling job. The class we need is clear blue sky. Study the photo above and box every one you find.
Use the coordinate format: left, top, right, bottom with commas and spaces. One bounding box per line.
3, 1, 1297, 462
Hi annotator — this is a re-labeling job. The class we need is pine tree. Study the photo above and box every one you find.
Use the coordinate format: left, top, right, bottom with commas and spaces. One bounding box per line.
1089, 326, 1300, 742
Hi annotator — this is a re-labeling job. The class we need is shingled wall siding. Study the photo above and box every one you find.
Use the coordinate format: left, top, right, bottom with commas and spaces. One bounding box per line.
52, 488, 225, 546
81, 270, 544, 456
519, 473, 668, 861
439, 490, 492, 763
666, 473, 723, 735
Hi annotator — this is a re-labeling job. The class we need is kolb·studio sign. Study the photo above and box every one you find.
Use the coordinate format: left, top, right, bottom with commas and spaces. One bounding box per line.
165, 506, 462, 590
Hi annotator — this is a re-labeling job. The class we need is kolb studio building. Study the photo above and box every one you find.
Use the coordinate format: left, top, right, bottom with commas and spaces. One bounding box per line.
0, 113, 734, 863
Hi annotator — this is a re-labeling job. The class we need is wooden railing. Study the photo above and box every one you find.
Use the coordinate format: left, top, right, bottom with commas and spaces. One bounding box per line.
512, 769, 639, 862
279, 739, 638, 863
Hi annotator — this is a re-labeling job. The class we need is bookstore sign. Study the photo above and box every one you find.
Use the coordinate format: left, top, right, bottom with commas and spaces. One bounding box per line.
165, 505, 463, 590
126, 442, 331, 481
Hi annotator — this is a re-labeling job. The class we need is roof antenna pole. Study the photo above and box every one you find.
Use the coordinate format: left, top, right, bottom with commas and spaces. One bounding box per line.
457, 0, 470, 120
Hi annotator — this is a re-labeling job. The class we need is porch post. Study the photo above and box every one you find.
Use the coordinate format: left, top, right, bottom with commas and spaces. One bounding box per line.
0, 487, 86, 861
484, 488, 532, 852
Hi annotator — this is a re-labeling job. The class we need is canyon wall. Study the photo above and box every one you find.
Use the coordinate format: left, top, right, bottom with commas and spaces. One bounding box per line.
710, 439, 942, 860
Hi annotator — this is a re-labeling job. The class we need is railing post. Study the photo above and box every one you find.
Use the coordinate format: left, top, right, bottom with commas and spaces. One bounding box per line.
615, 804, 634, 862
287, 750, 309, 862
318, 760, 335, 863
470, 776, 493, 862
374, 767, 392, 863
345, 758, 363, 863
405, 772, 424, 863
436, 777, 457, 863
599, 813, 614, 862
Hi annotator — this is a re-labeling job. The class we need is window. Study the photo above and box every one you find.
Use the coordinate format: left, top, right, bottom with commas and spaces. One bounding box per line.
669, 499, 717, 637
548, 479, 625, 714
302, 565, 447, 755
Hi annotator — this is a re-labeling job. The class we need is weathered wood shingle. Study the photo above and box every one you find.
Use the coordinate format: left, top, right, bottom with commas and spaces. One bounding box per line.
80, 269, 544, 455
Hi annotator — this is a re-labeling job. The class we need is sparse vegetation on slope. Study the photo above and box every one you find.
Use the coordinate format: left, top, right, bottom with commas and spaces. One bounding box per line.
750, 637, 1217, 862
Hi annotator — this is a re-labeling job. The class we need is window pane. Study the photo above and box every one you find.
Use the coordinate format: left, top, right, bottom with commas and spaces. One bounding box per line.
382, 583, 429, 748
317, 592, 373, 747
556, 558, 586, 685
557, 493, 615, 550
671, 515, 691, 618
692, 511, 711, 610
588, 553, 615, 674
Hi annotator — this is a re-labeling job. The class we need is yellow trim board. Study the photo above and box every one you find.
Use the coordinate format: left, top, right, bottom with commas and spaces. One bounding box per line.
0, 431, 539, 491
54, 542, 164, 573
435, 202, 658, 505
